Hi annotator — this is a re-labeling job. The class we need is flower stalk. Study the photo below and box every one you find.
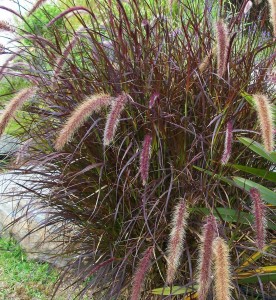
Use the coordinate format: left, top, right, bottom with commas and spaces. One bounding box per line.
253, 94, 274, 152
213, 237, 232, 300
197, 215, 217, 300
55, 94, 112, 150
250, 188, 267, 250
166, 199, 189, 285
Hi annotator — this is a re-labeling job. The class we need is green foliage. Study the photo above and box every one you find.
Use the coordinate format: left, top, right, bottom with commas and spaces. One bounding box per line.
18, 4, 63, 44
0, 78, 29, 103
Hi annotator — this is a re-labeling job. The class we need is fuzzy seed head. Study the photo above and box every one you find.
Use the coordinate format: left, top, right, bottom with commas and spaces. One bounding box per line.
249, 188, 267, 250
253, 94, 274, 152
103, 93, 128, 146
215, 19, 230, 77
139, 134, 152, 185
0, 88, 37, 136
0, 21, 14, 32
244, 1, 253, 15
130, 247, 153, 300
28, 0, 48, 16
221, 120, 233, 165
166, 199, 189, 285
268, 0, 276, 37
197, 215, 217, 300
55, 94, 112, 151
213, 237, 232, 300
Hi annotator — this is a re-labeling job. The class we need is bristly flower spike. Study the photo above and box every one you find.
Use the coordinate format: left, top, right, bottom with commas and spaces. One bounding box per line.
55, 94, 112, 151
268, 0, 276, 38
27, 0, 48, 16
221, 120, 233, 165
213, 237, 232, 300
103, 93, 128, 146
130, 246, 153, 300
0, 20, 14, 32
249, 188, 267, 250
197, 215, 217, 300
253, 94, 274, 152
215, 19, 230, 77
243, 0, 253, 15
166, 199, 189, 285
139, 134, 152, 185
0, 88, 37, 136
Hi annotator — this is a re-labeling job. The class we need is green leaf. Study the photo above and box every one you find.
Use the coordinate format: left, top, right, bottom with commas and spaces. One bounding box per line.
240, 91, 254, 106
193, 166, 233, 185
238, 273, 276, 284
191, 207, 276, 231
233, 177, 276, 206
238, 137, 276, 163
151, 286, 195, 296
232, 165, 276, 183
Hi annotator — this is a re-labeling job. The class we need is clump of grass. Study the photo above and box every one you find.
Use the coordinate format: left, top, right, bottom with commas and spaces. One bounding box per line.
0, 0, 275, 298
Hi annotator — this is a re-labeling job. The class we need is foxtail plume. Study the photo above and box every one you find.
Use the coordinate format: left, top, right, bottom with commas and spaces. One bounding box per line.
213, 237, 232, 300
215, 19, 229, 77
253, 94, 274, 152
0, 21, 14, 32
130, 247, 153, 300
139, 134, 152, 185
0, 88, 36, 136
250, 188, 267, 250
103, 93, 128, 146
55, 94, 112, 151
198, 46, 217, 74
166, 199, 189, 285
268, 0, 276, 37
197, 215, 217, 300
244, 1, 253, 15
221, 120, 233, 165
28, 0, 48, 16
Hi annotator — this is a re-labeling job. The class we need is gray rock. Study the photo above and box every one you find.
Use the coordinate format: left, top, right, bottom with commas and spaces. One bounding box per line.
0, 167, 69, 268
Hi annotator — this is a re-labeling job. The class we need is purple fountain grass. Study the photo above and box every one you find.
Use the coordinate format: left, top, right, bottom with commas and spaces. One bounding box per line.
47, 6, 93, 27
27, 0, 48, 16
53, 31, 81, 79
197, 215, 217, 300
139, 134, 152, 185
213, 237, 232, 300
0, 6, 22, 19
221, 120, 233, 165
249, 188, 267, 250
0, 50, 23, 80
54, 93, 112, 151
130, 246, 153, 300
0, 88, 37, 136
149, 92, 160, 109
166, 199, 189, 285
215, 19, 229, 77
268, 0, 276, 37
103, 93, 128, 146
243, 0, 253, 15
198, 46, 217, 74
253, 94, 274, 152
0, 20, 14, 32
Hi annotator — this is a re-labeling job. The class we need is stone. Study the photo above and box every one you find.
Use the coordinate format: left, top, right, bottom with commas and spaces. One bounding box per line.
0, 168, 68, 268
